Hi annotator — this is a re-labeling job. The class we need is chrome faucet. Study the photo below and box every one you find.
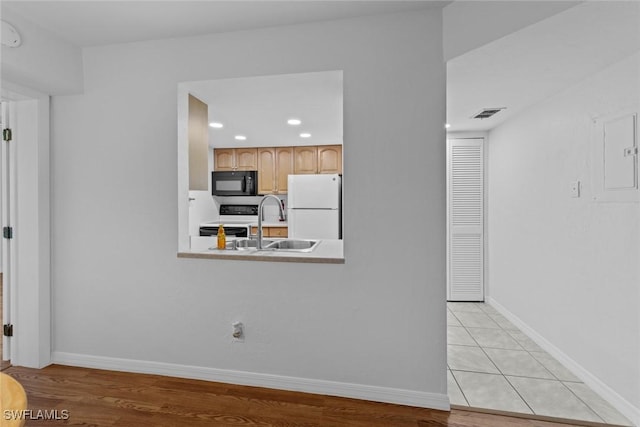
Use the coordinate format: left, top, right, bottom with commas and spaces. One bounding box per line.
257, 195, 285, 249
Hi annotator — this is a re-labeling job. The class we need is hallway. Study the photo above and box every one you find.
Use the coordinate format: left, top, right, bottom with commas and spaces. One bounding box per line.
447, 302, 633, 426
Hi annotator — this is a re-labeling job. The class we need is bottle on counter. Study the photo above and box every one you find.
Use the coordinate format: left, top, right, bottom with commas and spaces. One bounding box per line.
217, 224, 226, 250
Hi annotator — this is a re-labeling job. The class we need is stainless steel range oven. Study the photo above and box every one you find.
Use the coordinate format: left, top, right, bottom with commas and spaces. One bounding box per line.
199, 204, 258, 237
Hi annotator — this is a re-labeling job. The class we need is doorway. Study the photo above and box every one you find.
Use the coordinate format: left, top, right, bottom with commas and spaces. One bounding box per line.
0, 85, 52, 370
0, 100, 15, 371
444, 136, 633, 425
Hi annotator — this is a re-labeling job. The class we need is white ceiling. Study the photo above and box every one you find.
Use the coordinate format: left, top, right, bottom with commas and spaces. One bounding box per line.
4, 1, 638, 136
447, 1, 640, 132
2, 1, 447, 47
1, 1, 441, 149
183, 71, 343, 149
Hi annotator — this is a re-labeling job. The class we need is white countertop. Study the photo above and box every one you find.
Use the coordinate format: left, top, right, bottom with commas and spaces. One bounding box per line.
182, 237, 343, 264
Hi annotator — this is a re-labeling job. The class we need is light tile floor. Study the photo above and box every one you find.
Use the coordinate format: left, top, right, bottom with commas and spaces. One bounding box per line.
447, 302, 634, 426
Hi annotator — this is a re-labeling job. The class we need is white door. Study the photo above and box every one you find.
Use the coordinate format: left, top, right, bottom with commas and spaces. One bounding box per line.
447, 138, 484, 301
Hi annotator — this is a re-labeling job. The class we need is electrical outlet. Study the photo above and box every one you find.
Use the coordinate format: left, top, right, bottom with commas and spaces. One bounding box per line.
232, 322, 244, 341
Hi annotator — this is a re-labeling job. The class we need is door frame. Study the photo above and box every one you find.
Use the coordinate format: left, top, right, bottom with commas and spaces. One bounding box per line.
1, 81, 51, 368
1, 100, 18, 362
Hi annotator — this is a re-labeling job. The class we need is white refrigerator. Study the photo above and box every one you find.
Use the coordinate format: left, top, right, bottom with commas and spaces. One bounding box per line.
287, 174, 341, 240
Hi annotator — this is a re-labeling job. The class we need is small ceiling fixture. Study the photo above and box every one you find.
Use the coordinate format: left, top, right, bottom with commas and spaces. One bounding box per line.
287, 118, 301, 126
472, 107, 506, 120
1, 20, 22, 48
299, 133, 311, 138
445, 123, 451, 129
209, 122, 223, 128
234, 135, 247, 141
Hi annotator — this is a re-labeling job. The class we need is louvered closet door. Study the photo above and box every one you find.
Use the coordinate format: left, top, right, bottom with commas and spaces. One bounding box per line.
447, 138, 484, 301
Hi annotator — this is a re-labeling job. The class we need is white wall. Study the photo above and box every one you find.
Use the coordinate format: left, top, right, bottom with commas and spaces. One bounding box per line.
0, 7, 83, 95
443, 0, 579, 61
50, 11, 448, 407
14, 95, 51, 368
487, 52, 640, 421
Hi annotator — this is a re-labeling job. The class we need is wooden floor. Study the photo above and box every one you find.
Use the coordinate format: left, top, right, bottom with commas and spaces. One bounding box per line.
3, 365, 587, 427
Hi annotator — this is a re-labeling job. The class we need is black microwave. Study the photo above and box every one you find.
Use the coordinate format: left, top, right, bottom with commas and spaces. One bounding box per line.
211, 171, 258, 196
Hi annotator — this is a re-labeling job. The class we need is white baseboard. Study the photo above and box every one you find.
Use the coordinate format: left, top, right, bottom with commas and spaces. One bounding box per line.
51, 351, 450, 411
487, 297, 640, 427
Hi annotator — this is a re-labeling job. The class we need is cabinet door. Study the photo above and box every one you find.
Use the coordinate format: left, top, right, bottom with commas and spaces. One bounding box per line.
235, 148, 258, 170
269, 226, 288, 238
214, 149, 235, 171
294, 146, 318, 174
251, 226, 268, 237
317, 145, 342, 174
276, 147, 294, 193
257, 148, 276, 194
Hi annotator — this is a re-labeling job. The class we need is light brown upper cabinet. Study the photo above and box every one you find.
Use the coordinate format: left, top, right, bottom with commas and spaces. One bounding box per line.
258, 147, 293, 194
214, 148, 234, 171
214, 148, 258, 171
294, 146, 318, 174
217, 144, 341, 190
294, 145, 342, 174
257, 148, 276, 194
276, 147, 294, 193
317, 145, 342, 174
188, 94, 209, 190
236, 148, 258, 170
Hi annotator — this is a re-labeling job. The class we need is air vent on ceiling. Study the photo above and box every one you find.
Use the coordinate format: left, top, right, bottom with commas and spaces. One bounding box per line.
472, 107, 506, 120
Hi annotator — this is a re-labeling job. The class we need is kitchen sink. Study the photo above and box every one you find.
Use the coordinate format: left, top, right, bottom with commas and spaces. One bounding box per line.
264, 239, 319, 252
224, 238, 319, 253
233, 239, 273, 251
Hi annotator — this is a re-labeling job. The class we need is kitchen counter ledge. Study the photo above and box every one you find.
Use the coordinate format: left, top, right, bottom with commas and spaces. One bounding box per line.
178, 238, 344, 264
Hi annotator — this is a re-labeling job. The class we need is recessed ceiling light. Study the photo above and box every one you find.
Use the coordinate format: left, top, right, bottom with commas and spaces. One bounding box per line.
287, 118, 301, 126
234, 135, 247, 141
209, 122, 223, 128
445, 123, 451, 129
299, 133, 311, 138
